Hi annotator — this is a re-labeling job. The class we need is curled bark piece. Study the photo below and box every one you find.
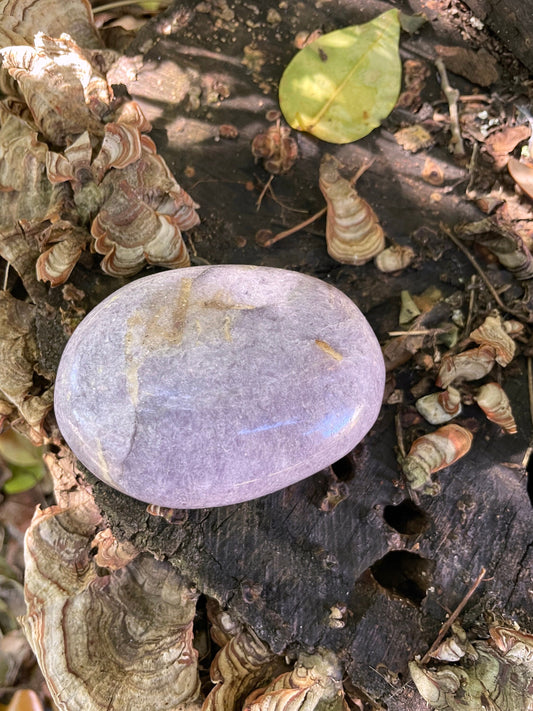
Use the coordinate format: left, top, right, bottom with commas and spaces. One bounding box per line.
402, 423, 473, 495
474, 382, 517, 434
319, 154, 385, 265
20, 502, 202, 711
469, 313, 516, 366
435, 345, 495, 388
243, 649, 348, 711
415, 386, 462, 425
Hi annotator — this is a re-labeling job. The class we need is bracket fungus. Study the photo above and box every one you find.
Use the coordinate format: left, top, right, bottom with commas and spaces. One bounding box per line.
54, 265, 385, 509
410, 624, 533, 711
318, 154, 385, 265
20, 500, 202, 711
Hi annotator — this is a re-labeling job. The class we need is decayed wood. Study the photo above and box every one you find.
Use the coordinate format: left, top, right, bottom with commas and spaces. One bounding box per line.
464, 0, 533, 71
8, 1, 533, 709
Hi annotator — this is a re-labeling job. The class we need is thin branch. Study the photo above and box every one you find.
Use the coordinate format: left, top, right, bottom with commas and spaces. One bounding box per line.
463, 274, 477, 336
388, 329, 445, 337
350, 157, 375, 187
256, 174, 274, 210
442, 226, 525, 319
2, 262, 9, 292
94, 0, 170, 13
394, 410, 406, 460
262, 207, 327, 247
466, 141, 479, 196
436, 58, 465, 157
420, 567, 486, 665
528, 357, 533, 432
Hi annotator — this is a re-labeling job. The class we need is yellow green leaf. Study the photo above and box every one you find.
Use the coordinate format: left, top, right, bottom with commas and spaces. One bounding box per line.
3, 464, 44, 494
0, 430, 44, 495
279, 9, 402, 144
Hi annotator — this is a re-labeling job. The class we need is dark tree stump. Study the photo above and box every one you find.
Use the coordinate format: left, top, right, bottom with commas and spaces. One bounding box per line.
464, 0, 533, 71
57, 1, 533, 709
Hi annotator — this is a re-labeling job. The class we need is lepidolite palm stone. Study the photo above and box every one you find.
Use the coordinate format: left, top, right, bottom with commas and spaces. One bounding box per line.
54, 266, 385, 508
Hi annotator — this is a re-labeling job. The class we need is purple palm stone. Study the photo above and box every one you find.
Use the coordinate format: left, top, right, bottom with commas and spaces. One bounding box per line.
54, 265, 385, 508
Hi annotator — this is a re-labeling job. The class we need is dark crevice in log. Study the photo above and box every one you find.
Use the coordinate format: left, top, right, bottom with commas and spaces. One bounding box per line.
370, 552, 436, 607
383, 500, 431, 536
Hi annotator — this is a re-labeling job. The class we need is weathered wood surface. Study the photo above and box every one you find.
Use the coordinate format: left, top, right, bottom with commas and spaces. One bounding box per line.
464, 0, 533, 72
70, 1, 533, 709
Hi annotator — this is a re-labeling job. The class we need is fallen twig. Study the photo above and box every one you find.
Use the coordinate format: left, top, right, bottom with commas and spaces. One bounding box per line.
463, 274, 477, 336
442, 226, 525, 319
262, 207, 327, 247
527, 357, 533, 431
436, 58, 465, 157
420, 567, 487, 665
256, 174, 274, 210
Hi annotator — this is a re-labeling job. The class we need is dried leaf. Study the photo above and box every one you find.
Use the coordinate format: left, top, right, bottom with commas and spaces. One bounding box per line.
0, 630, 35, 688
395, 124, 433, 153
508, 157, 533, 200
279, 9, 401, 143
396, 58, 430, 111
484, 125, 531, 170
399, 290, 421, 325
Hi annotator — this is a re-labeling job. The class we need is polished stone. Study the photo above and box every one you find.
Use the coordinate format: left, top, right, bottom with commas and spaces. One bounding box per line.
54, 265, 385, 508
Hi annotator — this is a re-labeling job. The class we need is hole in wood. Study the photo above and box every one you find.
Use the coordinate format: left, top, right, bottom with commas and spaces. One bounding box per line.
330, 454, 355, 481
383, 499, 430, 535
527, 450, 533, 507
370, 551, 435, 606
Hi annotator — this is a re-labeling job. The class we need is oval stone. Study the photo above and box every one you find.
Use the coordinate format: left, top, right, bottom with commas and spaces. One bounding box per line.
54, 266, 385, 508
